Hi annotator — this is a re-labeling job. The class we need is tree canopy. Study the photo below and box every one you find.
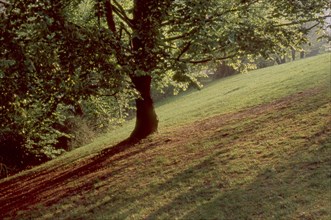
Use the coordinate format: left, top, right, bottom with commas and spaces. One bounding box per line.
0, 0, 329, 171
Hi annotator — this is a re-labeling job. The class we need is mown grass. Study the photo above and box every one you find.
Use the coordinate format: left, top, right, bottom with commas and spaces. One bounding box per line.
2, 54, 331, 219
157, 53, 330, 127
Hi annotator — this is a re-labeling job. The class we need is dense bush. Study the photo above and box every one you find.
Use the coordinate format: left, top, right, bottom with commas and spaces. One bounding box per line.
0, 1, 134, 177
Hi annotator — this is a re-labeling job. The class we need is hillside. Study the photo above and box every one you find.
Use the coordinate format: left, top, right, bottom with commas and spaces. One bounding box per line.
0, 54, 330, 219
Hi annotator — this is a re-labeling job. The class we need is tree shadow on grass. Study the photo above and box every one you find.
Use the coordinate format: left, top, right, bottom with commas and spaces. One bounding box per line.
143, 141, 331, 220
76, 145, 231, 219
0, 137, 155, 218
181, 156, 330, 220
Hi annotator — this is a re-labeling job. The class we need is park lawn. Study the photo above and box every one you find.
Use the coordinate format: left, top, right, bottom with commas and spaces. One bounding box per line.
0, 53, 330, 219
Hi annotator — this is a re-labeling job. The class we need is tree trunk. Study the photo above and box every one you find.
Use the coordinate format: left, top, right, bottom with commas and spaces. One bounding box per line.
300, 51, 305, 59
127, 0, 163, 141
275, 55, 286, 65
129, 75, 158, 140
291, 49, 296, 61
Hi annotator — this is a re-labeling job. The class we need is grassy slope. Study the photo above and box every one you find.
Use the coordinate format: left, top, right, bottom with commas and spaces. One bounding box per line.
89, 52, 331, 143
0, 54, 330, 219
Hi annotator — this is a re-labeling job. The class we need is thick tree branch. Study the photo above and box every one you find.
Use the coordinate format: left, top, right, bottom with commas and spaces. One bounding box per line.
305, 22, 322, 32
185, 54, 237, 64
105, 0, 117, 34
274, 15, 331, 28
0, 0, 10, 6
111, 0, 133, 28
176, 41, 191, 61
165, 28, 198, 42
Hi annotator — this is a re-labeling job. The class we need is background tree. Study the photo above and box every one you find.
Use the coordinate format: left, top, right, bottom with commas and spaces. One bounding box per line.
0, 0, 329, 172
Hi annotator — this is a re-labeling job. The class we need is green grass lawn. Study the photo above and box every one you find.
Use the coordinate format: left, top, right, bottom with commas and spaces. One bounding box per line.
157, 53, 330, 127
1, 54, 330, 220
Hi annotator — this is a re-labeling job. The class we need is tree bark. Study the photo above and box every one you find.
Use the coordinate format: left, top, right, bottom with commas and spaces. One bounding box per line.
129, 75, 158, 140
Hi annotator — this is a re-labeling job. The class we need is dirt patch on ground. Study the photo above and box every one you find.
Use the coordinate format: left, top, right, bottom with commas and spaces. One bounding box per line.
165, 87, 321, 142
0, 87, 324, 218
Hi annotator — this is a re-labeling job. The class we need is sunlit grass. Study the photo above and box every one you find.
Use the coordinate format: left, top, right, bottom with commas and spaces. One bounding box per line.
156, 53, 330, 128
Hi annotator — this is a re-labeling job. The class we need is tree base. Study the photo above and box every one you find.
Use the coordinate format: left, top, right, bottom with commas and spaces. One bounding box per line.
130, 75, 158, 141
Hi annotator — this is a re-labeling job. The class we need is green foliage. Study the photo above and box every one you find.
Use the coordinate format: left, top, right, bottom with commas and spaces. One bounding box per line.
73, 95, 135, 135
0, 0, 135, 170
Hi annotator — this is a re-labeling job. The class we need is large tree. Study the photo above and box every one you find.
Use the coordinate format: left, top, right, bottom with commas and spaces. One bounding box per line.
96, 0, 329, 140
0, 0, 329, 157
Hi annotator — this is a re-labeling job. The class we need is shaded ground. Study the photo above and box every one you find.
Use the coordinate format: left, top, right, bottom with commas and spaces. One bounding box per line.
0, 87, 330, 219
